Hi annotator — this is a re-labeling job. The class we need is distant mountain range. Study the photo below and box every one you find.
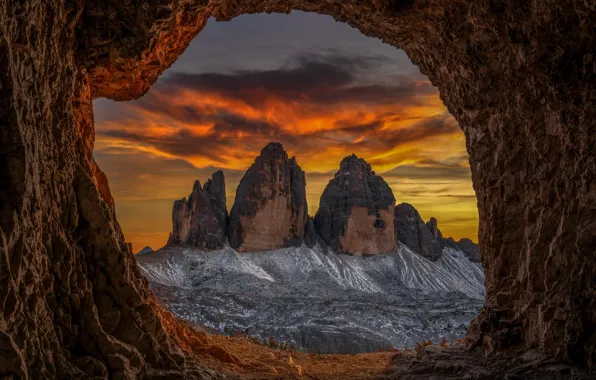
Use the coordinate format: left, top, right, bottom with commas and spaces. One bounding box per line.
164, 142, 479, 261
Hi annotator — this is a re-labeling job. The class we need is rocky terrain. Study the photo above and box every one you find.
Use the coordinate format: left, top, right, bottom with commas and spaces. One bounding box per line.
137, 242, 484, 354
142, 145, 485, 354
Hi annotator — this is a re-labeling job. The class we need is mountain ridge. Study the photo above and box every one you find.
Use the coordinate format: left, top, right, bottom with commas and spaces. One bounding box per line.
167, 142, 479, 260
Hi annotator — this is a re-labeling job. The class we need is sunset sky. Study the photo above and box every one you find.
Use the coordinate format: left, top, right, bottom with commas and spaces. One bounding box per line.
93, 11, 478, 252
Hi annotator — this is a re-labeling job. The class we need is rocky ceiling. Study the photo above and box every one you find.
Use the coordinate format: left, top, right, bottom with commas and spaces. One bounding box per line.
0, 0, 594, 378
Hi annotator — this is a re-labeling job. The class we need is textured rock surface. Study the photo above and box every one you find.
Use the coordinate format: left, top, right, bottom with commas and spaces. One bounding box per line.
2, 0, 595, 375
315, 155, 396, 255
304, 217, 318, 248
168, 171, 228, 250
394, 203, 443, 261
0, 2, 214, 378
426, 217, 445, 249
387, 345, 593, 380
137, 243, 485, 354
228, 143, 308, 252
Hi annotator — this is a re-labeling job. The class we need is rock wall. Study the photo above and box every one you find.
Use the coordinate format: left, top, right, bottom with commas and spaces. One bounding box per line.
315, 155, 395, 255
2, 0, 594, 374
168, 171, 228, 250
394, 203, 443, 261
228, 143, 308, 252
0, 2, 209, 378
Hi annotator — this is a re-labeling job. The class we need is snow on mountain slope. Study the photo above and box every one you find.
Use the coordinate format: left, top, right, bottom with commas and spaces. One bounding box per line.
137, 243, 485, 354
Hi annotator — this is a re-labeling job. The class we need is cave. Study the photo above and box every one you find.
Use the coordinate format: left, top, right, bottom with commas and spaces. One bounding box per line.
0, 1, 594, 379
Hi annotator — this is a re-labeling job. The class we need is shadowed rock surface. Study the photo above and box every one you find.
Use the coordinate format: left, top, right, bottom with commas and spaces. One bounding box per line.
228, 143, 308, 252
394, 203, 443, 261
168, 171, 228, 250
385, 344, 594, 380
1, 0, 594, 377
315, 155, 396, 255
426, 217, 445, 249
304, 217, 318, 248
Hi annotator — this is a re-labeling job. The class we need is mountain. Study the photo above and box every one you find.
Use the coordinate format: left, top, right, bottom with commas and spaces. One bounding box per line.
314, 154, 396, 255
227, 142, 308, 252
136, 241, 484, 354
394, 203, 444, 261
167, 170, 228, 250
163, 143, 480, 264
445, 237, 480, 262
136, 246, 153, 255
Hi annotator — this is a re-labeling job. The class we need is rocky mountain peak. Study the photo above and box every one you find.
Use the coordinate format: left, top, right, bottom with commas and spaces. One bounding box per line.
315, 155, 395, 255
168, 170, 228, 250
227, 142, 308, 252
445, 237, 480, 263
394, 203, 443, 261
193, 179, 202, 191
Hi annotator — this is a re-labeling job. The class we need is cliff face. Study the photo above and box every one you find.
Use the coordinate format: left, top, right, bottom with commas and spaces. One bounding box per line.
227, 143, 308, 252
394, 203, 443, 261
315, 155, 395, 255
168, 171, 228, 250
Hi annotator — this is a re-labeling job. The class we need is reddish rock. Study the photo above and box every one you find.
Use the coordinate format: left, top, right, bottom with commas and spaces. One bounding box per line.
2, 0, 594, 375
168, 171, 228, 250
227, 143, 308, 252
315, 155, 395, 255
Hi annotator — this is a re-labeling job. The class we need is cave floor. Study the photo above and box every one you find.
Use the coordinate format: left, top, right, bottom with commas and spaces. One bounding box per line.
185, 332, 594, 380
194, 333, 397, 379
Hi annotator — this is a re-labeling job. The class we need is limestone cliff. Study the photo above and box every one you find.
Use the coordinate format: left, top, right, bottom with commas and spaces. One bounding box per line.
394, 203, 443, 261
227, 143, 308, 252
314, 155, 395, 255
168, 171, 228, 250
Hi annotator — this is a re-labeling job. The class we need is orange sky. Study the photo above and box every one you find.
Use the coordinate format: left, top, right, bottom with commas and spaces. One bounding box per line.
93, 14, 478, 252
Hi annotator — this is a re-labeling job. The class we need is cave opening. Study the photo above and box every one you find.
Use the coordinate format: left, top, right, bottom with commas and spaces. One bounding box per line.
1, 1, 594, 378
93, 11, 483, 356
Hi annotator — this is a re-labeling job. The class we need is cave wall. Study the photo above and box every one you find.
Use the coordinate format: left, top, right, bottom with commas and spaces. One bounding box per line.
0, 0, 594, 377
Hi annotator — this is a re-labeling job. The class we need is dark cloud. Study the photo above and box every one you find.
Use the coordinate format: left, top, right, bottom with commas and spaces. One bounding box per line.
134, 53, 436, 113
97, 51, 462, 182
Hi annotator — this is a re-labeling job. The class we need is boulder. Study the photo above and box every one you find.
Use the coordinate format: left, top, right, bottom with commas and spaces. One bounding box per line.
314, 154, 395, 255
167, 171, 228, 250
227, 143, 308, 252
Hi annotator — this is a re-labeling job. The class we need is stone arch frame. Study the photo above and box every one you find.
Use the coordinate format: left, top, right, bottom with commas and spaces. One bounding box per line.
0, 0, 594, 378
